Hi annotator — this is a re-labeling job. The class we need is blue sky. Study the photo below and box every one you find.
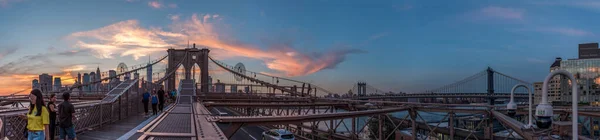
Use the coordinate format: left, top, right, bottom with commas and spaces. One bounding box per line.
0, 0, 599, 94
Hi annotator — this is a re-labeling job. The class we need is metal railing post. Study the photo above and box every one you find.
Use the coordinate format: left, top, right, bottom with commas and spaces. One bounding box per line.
100, 103, 103, 127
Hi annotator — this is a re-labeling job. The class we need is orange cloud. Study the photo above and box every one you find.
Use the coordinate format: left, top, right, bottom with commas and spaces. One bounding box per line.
67, 14, 362, 77
0, 68, 77, 95
68, 20, 182, 60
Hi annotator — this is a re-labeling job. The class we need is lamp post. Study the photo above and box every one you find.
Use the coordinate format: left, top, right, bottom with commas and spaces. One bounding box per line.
537, 70, 578, 140
508, 84, 533, 128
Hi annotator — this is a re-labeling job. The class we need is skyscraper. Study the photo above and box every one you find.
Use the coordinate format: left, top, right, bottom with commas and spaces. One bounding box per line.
108, 70, 118, 90
77, 72, 82, 85
560, 58, 600, 103
90, 72, 96, 92
147, 63, 152, 83
83, 73, 90, 92
535, 43, 600, 105
96, 67, 101, 91
39, 73, 53, 94
32, 79, 39, 89
96, 67, 101, 80
579, 43, 600, 59
534, 82, 543, 105
549, 57, 566, 103
54, 77, 62, 92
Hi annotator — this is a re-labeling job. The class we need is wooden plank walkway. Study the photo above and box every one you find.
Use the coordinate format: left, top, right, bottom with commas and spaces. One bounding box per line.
78, 113, 150, 140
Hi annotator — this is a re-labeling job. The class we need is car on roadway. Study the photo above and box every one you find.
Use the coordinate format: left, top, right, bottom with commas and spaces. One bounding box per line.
218, 112, 228, 116
261, 129, 295, 140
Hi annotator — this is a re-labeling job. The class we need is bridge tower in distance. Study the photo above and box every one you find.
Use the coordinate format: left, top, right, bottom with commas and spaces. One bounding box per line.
487, 67, 495, 105
357, 82, 367, 96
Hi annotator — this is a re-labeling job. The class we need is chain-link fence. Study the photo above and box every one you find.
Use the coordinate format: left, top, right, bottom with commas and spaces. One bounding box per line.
0, 79, 143, 140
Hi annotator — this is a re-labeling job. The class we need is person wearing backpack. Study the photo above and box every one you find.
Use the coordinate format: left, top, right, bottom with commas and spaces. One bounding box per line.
142, 91, 150, 116
151, 92, 159, 115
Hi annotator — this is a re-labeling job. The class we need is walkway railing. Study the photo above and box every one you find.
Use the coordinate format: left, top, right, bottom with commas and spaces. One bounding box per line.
0, 79, 143, 140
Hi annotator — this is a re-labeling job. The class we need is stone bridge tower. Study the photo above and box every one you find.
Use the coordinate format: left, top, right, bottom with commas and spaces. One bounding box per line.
166, 44, 210, 94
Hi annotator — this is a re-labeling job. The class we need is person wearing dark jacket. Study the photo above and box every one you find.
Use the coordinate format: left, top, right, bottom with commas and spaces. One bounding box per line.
58, 92, 76, 140
157, 86, 165, 111
142, 91, 150, 116
47, 94, 57, 140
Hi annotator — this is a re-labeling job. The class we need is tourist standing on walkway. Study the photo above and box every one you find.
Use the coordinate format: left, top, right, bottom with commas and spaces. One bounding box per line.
151, 92, 159, 115
170, 90, 176, 102
19, 89, 50, 140
58, 92, 76, 140
47, 93, 57, 140
157, 86, 165, 111
142, 91, 150, 116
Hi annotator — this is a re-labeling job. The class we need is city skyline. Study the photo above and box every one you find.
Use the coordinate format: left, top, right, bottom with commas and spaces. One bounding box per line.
1, 0, 600, 95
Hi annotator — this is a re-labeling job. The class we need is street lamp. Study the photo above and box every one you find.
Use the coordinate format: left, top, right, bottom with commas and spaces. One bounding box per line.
537, 70, 578, 140
508, 84, 533, 128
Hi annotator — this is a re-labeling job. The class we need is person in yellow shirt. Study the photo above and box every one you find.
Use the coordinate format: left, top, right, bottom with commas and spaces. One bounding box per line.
19, 89, 49, 140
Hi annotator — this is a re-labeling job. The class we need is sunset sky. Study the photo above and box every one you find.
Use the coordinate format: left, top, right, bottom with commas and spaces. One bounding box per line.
1, 0, 599, 95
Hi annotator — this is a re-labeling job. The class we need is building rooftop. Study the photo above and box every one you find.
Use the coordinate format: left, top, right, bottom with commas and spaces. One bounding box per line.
551, 57, 561, 68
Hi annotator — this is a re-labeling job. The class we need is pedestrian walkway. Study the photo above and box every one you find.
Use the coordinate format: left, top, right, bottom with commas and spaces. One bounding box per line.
78, 113, 150, 140
131, 79, 226, 140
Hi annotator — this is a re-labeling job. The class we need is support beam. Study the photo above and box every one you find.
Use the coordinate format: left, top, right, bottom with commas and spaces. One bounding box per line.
449, 112, 455, 140
378, 115, 383, 140
409, 108, 417, 139
224, 123, 244, 139
352, 117, 357, 140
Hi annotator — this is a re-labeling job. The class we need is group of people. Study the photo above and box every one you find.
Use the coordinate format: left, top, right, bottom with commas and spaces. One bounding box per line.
9, 86, 177, 139
19, 89, 76, 140
8, 85, 180, 140
142, 86, 177, 116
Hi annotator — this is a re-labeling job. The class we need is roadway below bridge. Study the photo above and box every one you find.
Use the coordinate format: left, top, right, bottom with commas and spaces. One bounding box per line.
211, 107, 268, 140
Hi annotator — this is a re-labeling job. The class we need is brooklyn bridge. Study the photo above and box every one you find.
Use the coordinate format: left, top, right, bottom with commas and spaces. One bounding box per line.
0, 46, 598, 140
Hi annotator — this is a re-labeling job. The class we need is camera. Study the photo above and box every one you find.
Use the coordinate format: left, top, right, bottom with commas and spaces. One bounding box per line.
535, 103, 553, 129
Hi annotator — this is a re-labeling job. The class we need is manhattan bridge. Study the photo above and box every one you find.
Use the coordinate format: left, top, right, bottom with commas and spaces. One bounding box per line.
0, 45, 598, 140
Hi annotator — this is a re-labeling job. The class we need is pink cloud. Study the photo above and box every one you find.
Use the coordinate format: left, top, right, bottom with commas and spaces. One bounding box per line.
480, 6, 524, 20
66, 14, 363, 77
148, 1, 162, 9
146, 1, 176, 9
